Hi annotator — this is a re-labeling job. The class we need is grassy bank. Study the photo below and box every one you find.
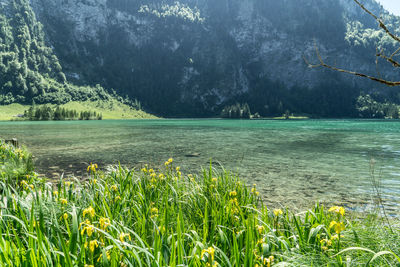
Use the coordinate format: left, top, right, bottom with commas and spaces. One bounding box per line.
0, 142, 399, 266
0, 100, 157, 121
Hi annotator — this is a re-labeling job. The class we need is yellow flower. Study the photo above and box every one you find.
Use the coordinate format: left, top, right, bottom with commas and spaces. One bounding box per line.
176, 166, 180, 172
83, 206, 95, 218
110, 185, 118, 191
97, 250, 111, 262
329, 221, 345, 234
151, 207, 159, 218
165, 157, 173, 166
256, 225, 265, 234
60, 198, 68, 205
29, 184, 34, 189
64, 181, 72, 187
320, 238, 332, 246
229, 191, 237, 197
80, 219, 94, 236
92, 179, 97, 185
211, 177, 218, 183
151, 208, 158, 213
251, 187, 257, 194
329, 206, 345, 216
63, 213, 69, 220
263, 255, 274, 267
89, 240, 98, 252
79, 219, 90, 228
20, 180, 28, 189
158, 173, 165, 180
115, 195, 122, 201
273, 209, 283, 216
230, 197, 239, 206
99, 217, 111, 230
87, 162, 98, 173
84, 265, 94, 267
81, 225, 95, 237
119, 232, 131, 242
201, 246, 215, 261
53, 190, 58, 196
334, 222, 345, 234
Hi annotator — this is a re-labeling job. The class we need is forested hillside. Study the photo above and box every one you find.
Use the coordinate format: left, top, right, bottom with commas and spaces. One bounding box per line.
1, 0, 400, 117
0, 0, 115, 105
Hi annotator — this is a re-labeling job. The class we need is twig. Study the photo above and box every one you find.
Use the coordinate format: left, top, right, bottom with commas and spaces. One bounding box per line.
376, 52, 400, 68
304, 45, 400, 86
390, 47, 400, 58
353, 0, 400, 43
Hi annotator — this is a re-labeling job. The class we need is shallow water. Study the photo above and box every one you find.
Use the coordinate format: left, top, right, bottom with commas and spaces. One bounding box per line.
1, 119, 400, 214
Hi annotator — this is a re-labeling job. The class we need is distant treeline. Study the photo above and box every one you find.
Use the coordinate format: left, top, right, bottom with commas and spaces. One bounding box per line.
221, 103, 252, 119
356, 94, 400, 119
24, 106, 102, 121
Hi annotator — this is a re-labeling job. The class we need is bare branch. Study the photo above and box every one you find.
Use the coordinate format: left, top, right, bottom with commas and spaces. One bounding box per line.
390, 47, 400, 58
305, 45, 400, 86
304, 2, 400, 87
353, 0, 400, 43
376, 52, 400, 68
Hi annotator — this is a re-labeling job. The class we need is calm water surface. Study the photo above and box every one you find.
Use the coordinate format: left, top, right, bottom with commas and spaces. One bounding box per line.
1, 119, 400, 214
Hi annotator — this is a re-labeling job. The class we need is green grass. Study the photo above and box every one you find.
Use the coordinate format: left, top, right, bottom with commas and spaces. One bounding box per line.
0, 100, 157, 121
0, 142, 399, 266
0, 103, 27, 120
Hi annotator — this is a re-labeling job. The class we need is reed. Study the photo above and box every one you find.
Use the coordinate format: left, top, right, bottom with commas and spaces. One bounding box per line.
0, 143, 399, 266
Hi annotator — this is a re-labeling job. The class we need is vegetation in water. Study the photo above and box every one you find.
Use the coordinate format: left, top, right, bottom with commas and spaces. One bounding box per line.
0, 142, 399, 266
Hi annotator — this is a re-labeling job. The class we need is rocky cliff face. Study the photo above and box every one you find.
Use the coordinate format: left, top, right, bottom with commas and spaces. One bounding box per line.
27, 0, 400, 116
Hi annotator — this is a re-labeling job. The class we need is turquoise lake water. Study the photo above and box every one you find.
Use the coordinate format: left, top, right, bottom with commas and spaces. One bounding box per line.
1, 119, 400, 214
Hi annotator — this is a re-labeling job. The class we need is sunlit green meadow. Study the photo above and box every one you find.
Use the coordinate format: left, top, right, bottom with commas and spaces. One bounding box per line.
0, 100, 157, 121
0, 141, 399, 266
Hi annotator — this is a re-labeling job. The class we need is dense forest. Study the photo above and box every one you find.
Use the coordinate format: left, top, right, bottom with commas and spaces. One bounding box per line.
1, 0, 400, 118
0, 0, 117, 105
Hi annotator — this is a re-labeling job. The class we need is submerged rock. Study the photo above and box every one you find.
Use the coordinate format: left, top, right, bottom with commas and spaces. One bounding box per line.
185, 153, 200, 157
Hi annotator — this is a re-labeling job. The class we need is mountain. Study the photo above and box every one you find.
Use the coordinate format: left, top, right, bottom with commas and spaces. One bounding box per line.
3, 0, 400, 117
0, 0, 123, 106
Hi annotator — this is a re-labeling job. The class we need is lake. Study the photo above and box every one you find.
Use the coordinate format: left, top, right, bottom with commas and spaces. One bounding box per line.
1, 119, 400, 214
